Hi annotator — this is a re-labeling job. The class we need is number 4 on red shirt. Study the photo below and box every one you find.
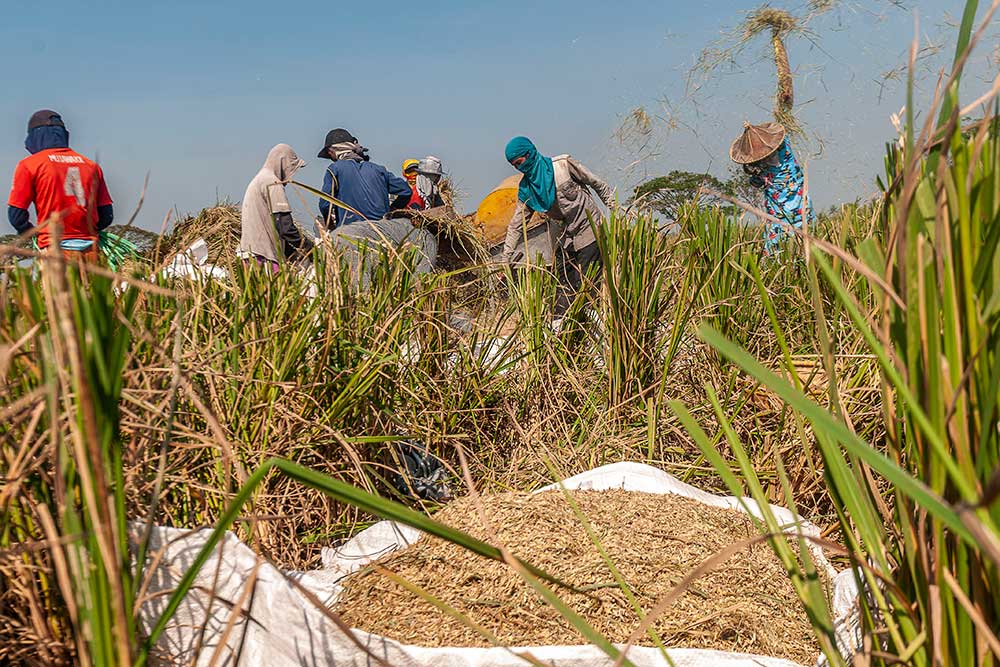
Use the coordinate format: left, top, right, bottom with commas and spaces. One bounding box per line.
8, 147, 113, 249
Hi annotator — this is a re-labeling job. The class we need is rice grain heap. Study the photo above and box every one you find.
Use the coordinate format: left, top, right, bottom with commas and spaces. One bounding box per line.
336, 490, 821, 665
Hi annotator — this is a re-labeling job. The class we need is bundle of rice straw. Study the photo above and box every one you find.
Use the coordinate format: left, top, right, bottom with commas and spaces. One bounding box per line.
393, 205, 489, 269
98, 230, 140, 271
739, 6, 801, 135
159, 204, 242, 264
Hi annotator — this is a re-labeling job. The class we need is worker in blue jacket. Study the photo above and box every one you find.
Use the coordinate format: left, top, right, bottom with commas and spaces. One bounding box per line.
316, 128, 412, 228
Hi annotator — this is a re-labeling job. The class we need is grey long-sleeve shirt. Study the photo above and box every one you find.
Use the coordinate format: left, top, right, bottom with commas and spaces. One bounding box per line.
502, 155, 614, 262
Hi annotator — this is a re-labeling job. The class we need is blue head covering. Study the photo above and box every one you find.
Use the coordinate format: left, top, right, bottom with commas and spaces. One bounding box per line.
505, 136, 555, 213
25, 126, 69, 154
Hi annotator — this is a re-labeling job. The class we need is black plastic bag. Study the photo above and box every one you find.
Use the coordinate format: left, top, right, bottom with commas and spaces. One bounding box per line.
388, 441, 453, 502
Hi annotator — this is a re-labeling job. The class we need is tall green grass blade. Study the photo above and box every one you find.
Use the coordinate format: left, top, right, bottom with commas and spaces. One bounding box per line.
697, 324, 974, 543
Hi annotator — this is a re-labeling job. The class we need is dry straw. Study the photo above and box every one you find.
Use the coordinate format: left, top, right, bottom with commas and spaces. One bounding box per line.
337, 490, 821, 665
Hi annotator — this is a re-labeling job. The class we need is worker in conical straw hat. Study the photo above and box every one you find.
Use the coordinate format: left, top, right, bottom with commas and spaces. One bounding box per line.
730, 121, 813, 255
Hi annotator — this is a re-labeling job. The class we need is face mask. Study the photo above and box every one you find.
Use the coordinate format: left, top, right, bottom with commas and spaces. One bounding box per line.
514, 155, 533, 174
25, 126, 69, 154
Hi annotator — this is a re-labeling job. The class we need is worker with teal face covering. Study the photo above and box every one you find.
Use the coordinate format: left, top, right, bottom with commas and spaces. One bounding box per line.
502, 136, 615, 312
505, 136, 557, 214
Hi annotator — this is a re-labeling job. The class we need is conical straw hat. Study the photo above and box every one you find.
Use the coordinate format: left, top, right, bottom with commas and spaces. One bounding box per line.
729, 121, 786, 164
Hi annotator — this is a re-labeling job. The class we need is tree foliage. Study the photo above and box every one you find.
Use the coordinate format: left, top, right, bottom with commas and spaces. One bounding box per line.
631, 170, 758, 220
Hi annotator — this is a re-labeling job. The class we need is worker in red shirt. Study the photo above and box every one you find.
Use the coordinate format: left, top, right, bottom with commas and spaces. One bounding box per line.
7, 109, 114, 263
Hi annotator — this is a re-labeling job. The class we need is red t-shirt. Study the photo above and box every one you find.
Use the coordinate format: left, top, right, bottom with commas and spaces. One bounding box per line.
7, 148, 113, 248
407, 189, 426, 210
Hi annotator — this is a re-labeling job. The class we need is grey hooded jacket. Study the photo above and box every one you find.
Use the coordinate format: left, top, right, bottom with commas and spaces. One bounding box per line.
239, 144, 306, 263
502, 154, 614, 263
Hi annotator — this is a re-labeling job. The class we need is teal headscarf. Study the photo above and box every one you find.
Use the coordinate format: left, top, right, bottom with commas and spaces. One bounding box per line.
505, 136, 555, 213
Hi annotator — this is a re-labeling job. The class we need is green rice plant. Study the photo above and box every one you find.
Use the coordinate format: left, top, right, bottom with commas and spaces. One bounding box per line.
0, 239, 539, 664
505, 262, 558, 375
595, 209, 693, 412
676, 204, 763, 347
0, 258, 145, 666
132, 238, 476, 537
678, 201, 830, 359
680, 4, 1000, 662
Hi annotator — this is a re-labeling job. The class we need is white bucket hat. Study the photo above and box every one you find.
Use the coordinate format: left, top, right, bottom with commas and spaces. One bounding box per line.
417, 155, 443, 177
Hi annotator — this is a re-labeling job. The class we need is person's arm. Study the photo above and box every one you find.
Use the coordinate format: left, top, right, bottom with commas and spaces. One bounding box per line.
274, 211, 314, 263
7, 206, 31, 234
7, 161, 34, 234
97, 205, 114, 231
93, 167, 114, 231
267, 183, 311, 262
319, 167, 336, 225
386, 170, 413, 199
389, 192, 409, 212
502, 200, 528, 262
567, 158, 615, 209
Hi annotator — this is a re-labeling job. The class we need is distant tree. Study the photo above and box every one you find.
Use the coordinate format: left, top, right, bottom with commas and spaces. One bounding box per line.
722, 165, 765, 206
631, 171, 728, 220
631, 169, 763, 220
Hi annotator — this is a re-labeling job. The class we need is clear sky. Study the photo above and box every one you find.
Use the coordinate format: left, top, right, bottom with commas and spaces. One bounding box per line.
1, 1, 994, 231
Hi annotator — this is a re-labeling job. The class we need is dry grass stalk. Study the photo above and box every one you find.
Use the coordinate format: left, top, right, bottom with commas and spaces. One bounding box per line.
1, 201, 882, 663
741, 7, 799, 132
157, 204, 241, 264
394, 206, 490, 269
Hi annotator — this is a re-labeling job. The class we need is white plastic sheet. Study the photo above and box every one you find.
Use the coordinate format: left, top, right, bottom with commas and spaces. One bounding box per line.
163, 239, 229, 281
139, 463, 858, 667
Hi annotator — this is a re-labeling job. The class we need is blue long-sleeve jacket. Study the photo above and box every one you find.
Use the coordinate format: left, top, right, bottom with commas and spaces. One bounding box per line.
319, 160, 412, 228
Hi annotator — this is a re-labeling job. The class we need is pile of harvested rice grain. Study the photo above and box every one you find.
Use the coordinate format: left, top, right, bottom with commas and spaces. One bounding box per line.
336, 490, 821, 665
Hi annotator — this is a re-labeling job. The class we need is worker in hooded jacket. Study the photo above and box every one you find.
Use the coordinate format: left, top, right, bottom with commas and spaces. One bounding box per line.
237, 144, 314, 271
501, 136, 614, 304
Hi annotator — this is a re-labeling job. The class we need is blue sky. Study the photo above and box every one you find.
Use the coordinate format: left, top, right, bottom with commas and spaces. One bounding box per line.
1, 1, 994, 231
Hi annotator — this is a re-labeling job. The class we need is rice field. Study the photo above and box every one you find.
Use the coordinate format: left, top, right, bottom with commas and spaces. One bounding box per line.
1, 2, 999, 665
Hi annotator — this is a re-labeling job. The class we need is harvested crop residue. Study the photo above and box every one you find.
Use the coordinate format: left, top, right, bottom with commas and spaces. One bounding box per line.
336, 490, 821, 664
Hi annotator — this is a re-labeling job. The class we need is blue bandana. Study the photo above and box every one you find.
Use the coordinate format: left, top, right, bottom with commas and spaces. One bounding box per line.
505, 136, 555, 213
25, 126, 69, 154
